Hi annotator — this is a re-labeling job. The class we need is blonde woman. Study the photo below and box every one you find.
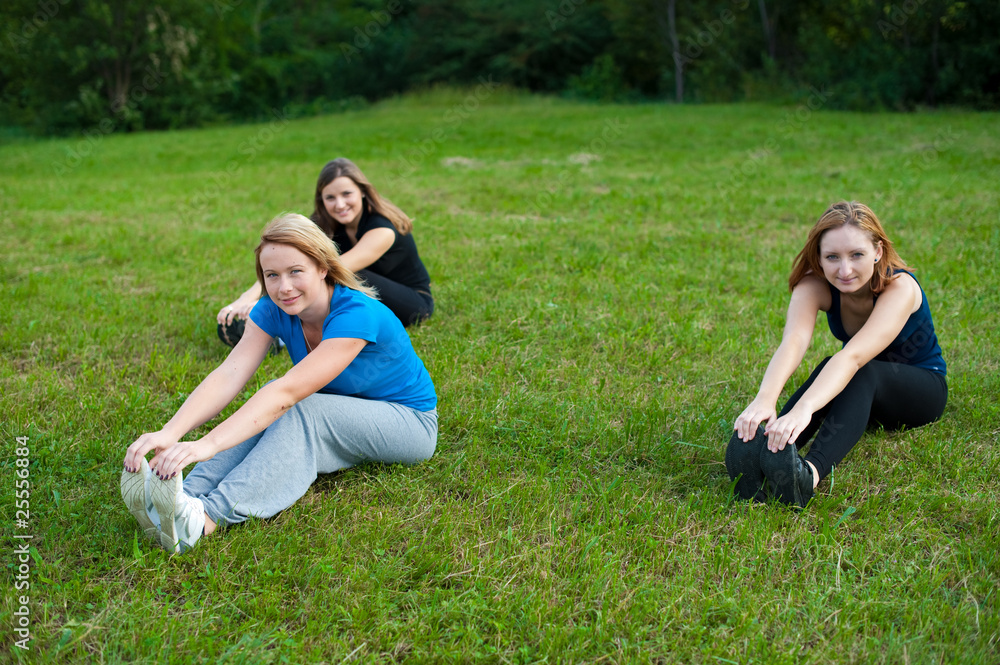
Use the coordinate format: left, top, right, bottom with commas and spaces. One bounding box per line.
124, 213, 437, 553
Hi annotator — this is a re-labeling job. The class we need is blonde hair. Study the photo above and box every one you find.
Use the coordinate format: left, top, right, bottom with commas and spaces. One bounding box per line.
789, 201, 911, 294
254, 213, 378, 299
311, 157, 413, 236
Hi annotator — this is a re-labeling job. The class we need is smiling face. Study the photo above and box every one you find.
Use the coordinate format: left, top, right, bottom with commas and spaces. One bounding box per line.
321, 176, 364, 227
259, 243, 329, 317
818, 224, 883, 295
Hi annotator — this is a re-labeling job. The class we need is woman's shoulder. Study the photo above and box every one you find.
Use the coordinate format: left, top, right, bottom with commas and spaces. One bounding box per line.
362, 210, 397, 232
330, 284, 371, 307
324, 286, 381, 328
253, 294, 280, 315
791, 273, 832, 311
331, 284, 393, 316
881, 271, 922, 312
249, 295, 292, 333
325, 286, 405, 341
796, 271, 825, 287
888, 268, 919, 285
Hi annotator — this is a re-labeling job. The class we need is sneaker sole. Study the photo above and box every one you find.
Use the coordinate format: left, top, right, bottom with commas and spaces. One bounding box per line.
120, 459, 160, 543
725, 429, 766, 501
759, 443, 810, 508
150, 472, 183, 554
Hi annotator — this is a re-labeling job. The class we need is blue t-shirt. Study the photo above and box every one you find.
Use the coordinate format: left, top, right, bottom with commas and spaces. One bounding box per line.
826, 270, 946, 376
250, 284, 437, 411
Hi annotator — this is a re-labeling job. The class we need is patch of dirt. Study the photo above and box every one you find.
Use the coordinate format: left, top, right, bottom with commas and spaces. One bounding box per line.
441, 156, 483, 168
568, 152, 601, 165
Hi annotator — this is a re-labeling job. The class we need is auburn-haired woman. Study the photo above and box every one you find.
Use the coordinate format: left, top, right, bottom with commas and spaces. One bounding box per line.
124, 213, 437, 553
217, 158, 433, 346
726, 201, 946, 507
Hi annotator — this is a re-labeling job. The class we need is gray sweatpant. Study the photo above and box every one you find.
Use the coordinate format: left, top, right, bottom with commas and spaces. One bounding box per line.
183, 392, 437, 527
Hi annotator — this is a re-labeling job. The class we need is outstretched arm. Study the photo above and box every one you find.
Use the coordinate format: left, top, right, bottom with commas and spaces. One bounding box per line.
764, 273, 921, 451
734, 276, 827, 441
147, 334, 368, 477
124, 319, 273, 472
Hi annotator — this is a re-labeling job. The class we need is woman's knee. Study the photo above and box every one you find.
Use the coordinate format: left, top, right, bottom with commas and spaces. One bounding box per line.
854, 360, 876, 378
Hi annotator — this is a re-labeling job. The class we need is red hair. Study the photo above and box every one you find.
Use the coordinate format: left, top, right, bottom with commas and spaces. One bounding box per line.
789, 201, 911, 294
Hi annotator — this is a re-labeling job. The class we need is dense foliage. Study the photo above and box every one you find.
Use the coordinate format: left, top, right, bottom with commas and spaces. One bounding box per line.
1, 0, 998, 133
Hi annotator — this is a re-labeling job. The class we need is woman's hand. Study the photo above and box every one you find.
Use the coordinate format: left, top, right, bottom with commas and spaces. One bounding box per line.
149, 439, 216, 479
218, 283, 264, 325
734, 399, 777, 441
124, 430, 180, 473
217, 294, 256, 326
763, 406, 813, 452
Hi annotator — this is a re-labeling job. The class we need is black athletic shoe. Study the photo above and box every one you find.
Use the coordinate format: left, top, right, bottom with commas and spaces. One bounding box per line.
217, 319, 283, 356
217, 319, 245, 348
725, 426, 769, 502
759, 442, 814, 508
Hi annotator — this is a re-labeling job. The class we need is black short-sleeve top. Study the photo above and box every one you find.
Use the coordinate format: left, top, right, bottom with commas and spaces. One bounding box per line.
331, 208, 431, 294
826, 270, 946, 376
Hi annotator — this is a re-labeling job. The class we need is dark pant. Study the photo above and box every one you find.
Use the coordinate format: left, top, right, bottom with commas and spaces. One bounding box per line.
358, 269, 434, 328
782, 357, 947, 479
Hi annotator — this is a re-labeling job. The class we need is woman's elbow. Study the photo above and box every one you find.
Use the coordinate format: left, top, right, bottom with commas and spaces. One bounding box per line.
834, 348, 867, 373
262, 379, 310, 411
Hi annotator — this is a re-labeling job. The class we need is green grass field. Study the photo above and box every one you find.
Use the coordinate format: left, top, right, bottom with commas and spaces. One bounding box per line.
2, 88, 999, 663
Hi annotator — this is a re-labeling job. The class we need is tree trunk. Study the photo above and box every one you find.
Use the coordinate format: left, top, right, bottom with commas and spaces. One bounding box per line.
668, 0, 682, 102
103, 3, 146, 116
927, 16, 939, 105
757, 0, 777, 61
654, 0, 683, 102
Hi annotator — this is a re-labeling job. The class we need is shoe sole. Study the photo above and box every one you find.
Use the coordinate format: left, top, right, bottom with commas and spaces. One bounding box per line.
150, 472, 183, 554
759, 443, 810, 508
725, 429, 767, 501
120, 459, 160, 543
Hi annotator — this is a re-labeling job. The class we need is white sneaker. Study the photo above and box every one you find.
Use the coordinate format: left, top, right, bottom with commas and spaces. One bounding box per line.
150, 472, 206, 554
120, 457, 161, 543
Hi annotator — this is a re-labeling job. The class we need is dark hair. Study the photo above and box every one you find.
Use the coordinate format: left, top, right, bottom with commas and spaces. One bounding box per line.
310, 158, 412, 236
789, 201, 911, 294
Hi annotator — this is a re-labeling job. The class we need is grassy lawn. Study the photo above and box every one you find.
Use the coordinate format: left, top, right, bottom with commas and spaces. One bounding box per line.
2, 89, 998, 663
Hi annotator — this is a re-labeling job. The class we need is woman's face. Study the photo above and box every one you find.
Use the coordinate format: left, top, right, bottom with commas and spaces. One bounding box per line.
321, 176, 364, 227
818, 224, 883, 295
259, 243, 329, 316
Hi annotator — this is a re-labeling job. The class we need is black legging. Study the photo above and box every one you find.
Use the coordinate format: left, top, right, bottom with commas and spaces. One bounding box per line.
358, 269, 433, 328
781, 357, 947, 479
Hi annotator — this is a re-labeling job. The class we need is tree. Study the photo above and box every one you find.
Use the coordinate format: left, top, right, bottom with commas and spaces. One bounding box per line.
1, 0, 212, 132
659, 0, 684, 102
757, 0, 778, 61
